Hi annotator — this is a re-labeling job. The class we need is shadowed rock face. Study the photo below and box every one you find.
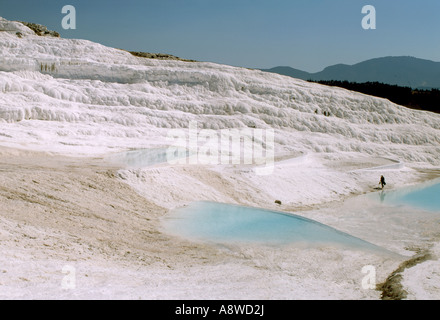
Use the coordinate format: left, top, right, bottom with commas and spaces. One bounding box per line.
18, 21, 60, 37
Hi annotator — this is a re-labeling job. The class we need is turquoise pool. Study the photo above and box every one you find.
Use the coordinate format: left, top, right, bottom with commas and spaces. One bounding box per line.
379, 180, 440, 212
163, 201, 385, 250
107, 147, 189, 168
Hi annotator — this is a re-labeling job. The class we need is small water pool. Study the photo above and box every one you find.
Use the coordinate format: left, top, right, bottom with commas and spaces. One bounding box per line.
162, 201, 386, 251
377, 180, 440, 213
106, 147, 189, 168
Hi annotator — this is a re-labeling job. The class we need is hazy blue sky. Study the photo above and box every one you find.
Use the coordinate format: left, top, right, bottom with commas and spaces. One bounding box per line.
1, 0, 439, 72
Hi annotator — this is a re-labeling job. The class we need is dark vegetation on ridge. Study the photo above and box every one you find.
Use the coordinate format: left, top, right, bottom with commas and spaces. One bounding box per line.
19, 21, 60, 37
129, 51, 197, 62
308, 80, 440, 114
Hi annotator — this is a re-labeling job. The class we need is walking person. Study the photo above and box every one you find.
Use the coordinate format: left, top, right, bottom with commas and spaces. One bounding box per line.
379, 175, 386, 189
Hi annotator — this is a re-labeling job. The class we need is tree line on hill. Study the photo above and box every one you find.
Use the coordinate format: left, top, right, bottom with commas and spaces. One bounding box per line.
308, 80, 440, 114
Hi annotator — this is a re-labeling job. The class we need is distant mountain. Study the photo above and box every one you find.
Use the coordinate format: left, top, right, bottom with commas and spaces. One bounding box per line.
262, 56, 440, 89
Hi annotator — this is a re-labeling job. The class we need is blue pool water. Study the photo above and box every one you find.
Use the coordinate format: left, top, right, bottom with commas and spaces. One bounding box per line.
108, 147, 189, 168
380, 180, 440, 212
163, 201, 385, 250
